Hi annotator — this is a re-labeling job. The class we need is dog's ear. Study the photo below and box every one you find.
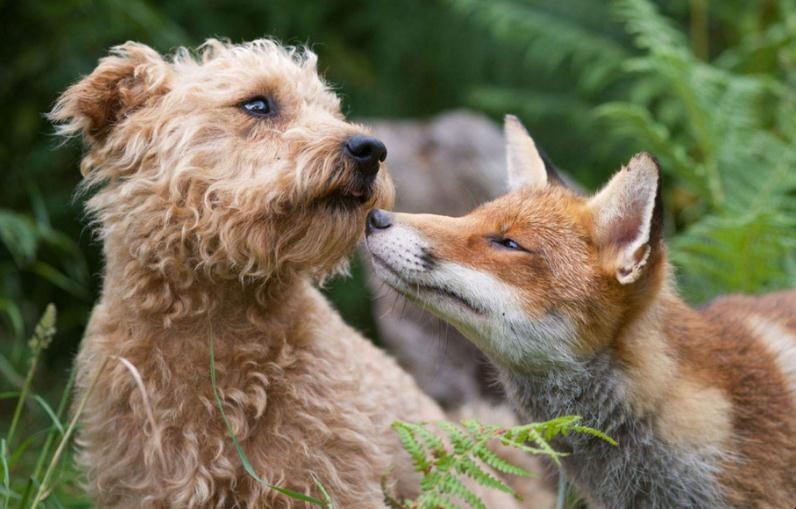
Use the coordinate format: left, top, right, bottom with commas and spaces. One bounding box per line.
588, 152, 664, 284
50, 42, 170, 146
504, 114, 567, 191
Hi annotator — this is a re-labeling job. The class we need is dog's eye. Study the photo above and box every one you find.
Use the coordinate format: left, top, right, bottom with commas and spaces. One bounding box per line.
491, 237, 524, 251
241, 97, 274, 117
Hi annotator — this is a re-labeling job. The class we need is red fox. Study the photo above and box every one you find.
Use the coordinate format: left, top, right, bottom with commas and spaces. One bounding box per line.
365, 115, 796, 508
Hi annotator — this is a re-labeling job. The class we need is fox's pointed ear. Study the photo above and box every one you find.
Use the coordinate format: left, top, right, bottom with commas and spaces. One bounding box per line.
588, 152, 663, 284
49, 42, 170, 147
504, 115, 548, 191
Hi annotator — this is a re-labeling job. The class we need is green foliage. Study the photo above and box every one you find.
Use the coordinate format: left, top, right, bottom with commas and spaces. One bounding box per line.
446, 0, 636, 183
451, 0, 796, 303
0, 305, 85, 509
603, 0, 796, 301
447, 0, 630, 95
387, 417, 615, 509
0, 203, 88, 340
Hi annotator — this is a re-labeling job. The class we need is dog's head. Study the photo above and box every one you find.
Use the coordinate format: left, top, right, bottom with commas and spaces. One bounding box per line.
51, 39, 394, 294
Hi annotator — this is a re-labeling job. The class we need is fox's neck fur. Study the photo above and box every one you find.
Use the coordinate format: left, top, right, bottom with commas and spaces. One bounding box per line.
498, 283, 734, 509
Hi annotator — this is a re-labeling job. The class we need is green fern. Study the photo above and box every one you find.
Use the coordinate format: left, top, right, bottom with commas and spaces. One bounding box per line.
389, 417, 614, 509
463, 0, 796, 303
602, 0, 796, 301
447, 0, 629, 93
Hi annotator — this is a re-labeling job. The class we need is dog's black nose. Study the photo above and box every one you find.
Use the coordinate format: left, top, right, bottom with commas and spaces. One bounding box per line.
345, 135, 387, 176
366, 209, 393, 234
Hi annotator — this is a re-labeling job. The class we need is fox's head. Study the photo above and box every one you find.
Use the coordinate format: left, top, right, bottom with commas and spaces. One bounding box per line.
365, 116, 667, 371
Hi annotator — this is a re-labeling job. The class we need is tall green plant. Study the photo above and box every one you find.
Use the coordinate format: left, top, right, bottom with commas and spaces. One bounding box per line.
602, 0, 796, 301
451, 0, 796, 302
0, 305, 86, 509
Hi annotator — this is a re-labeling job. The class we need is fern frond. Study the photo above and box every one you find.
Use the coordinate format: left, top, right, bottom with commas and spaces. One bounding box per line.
380, 476, 407, 509
595, 103, 697, 183
473, 445, 531, 477
571, 425, 619, 447
441, 474, 487, 509
521, 426, 564, 466
614, 0, 689, 55
390, 416, 614, 508
392, 422, 430, 472
456, 456, 513, 494
409, 421, 447, 459
437, 420, 475, 455
672, 211, 796, 301
447, 0, 629, 92
603, 0, 796, 301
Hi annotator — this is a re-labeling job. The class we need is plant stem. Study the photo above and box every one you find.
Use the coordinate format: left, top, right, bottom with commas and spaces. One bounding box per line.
689, 0, 709, 61
6, 359, 38, 450
29, 356, 110, 509
18, 366, 76, 508
555, 471, 567, 509
6, 304, 56, 448
1, 440, 10, 509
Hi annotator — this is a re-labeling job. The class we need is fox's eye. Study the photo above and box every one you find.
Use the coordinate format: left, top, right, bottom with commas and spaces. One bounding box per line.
241, 97, 275, 117
491, 237, 524, 251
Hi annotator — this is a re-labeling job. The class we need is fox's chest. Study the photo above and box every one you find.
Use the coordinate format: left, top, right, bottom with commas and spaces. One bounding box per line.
498, 356, 729, 509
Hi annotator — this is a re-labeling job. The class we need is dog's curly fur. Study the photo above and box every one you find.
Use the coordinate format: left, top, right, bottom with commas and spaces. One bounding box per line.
49, 39, 531, 508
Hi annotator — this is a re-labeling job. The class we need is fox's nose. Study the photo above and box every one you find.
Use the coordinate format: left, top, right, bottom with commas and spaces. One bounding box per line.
366, 209, 393, 234
344, 135, 387, 177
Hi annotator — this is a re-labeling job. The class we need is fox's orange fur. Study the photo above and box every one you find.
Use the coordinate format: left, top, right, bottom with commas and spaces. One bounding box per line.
50, 40, 536, 509
366, 115, 796, 508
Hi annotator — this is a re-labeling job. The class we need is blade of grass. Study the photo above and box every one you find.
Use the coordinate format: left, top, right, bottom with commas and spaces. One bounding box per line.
0, 298, 24, 343
18, 367, 76, 509
8, 429, 55, 470
29, 263, 89, 300
32, 395, 64, 436
29, 356, 110, 509
209, 334, 330, 507
311, 474, 334, 508
1, 439, 10, 508
0, 487, 18, 501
